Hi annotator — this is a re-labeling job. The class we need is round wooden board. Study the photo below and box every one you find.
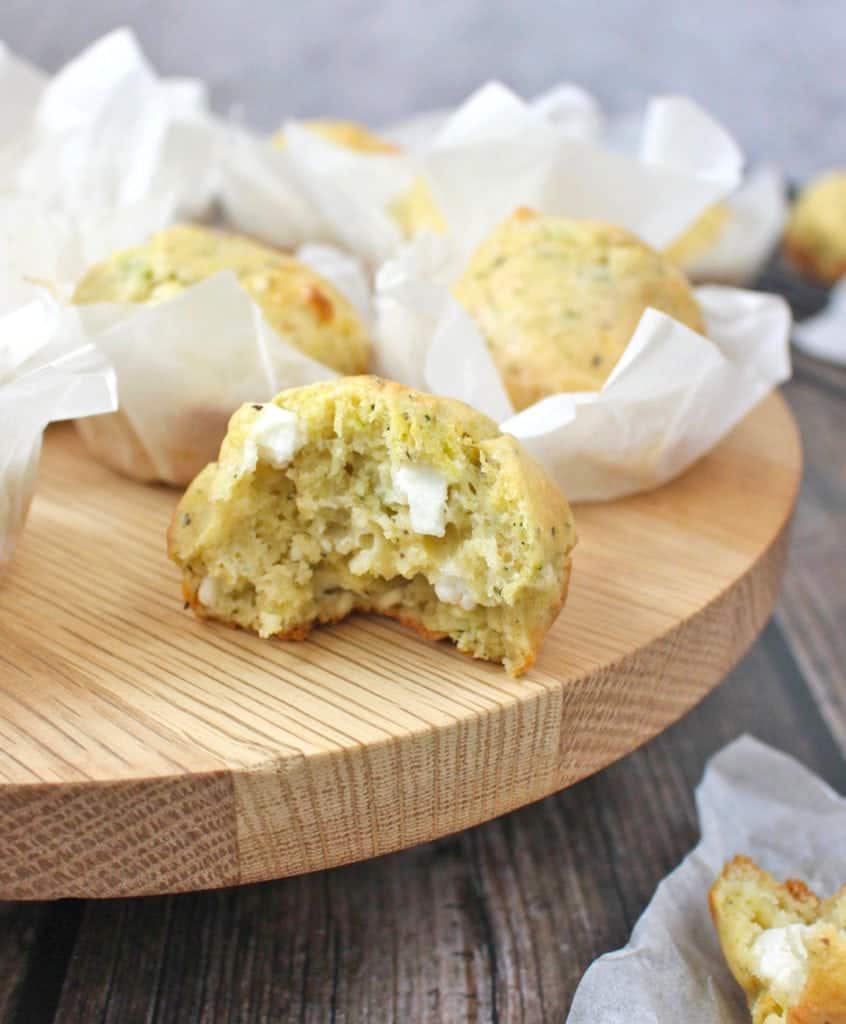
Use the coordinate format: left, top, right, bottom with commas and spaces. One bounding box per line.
0, 393, 800, 900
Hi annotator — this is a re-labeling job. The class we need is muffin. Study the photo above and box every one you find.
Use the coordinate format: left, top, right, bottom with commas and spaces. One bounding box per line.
73, 225, 371, 374
664, 203, 731, 267
72, 224, 372, 485
168, 376, 576, 674
273, 122, 448, 242
390, 177, 447, 238
710, 855, 846, 1024
783, 170, 846, 284
272, 119, 400, 155
452, 208, 705, 410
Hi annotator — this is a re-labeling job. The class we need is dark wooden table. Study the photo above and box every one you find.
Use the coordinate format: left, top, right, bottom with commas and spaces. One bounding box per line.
1, 348, 844, 1023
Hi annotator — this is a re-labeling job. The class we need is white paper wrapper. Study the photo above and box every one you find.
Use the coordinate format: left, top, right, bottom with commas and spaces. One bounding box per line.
0, 29, 216, 221
676, 165, 788, 285
793, 279, 846, 366
374, 91, 789, 501
221, 81, 735, 267
0, 295, 117, 569
0, 42, 45, 142
404, 84, 743, 257
0, 32, 374, 487
67, 267, 345, 486
219, 118, 415, 264
217, 122, 330, 252
0, 29, 218, 315
567, 736, 846, 1024
388, 90, 784, 285
385, 83, 604, 151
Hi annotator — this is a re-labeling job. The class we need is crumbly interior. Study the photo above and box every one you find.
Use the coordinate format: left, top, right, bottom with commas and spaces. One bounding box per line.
170, 381, 573, 674
453, 208, 705, 410
72, 225, 371, 375
710, 856, 846, 1024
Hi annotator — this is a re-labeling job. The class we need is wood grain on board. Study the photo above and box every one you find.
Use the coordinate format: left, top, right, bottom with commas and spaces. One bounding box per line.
6, 624, 842, 1024
0, 393, 800, 899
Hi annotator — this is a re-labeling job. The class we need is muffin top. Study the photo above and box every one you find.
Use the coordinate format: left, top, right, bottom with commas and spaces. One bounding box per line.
390, 177, 447, 238
272, 119, 399, 155
73, 224, 372, 375
453, 208, 705, 410
664, 203, 731, 267
784, 170, 846, 283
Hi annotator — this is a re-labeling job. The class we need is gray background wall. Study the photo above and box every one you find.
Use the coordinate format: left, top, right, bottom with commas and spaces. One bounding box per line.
1, 0, 843, 180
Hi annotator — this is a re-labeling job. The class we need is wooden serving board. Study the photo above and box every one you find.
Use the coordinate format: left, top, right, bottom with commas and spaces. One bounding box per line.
0, 394, 801, 900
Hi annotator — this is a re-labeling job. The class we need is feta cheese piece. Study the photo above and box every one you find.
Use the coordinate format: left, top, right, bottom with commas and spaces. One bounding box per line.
393, 464, 448, 537
197, 576, 217, 606
435, 565, 477, 611
247, 403, 304, 470
752, 924, 811, 1004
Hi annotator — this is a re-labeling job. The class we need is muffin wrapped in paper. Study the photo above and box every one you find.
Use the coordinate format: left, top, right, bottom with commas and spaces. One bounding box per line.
67, 229, 373, 485
0, 29, 216, 226
219, 117, 416, 265
0, 34, 375, 487
386, 86, 787, 286
373, 86, 791, 501
0, 29, 216, 311
0, 297, 116, 570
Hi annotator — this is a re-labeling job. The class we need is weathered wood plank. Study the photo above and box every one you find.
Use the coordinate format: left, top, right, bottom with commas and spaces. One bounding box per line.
46, 623, 845, 1024
0, 904, 45, 1021
777, 355, 846, 753
0, 901, 81, 1024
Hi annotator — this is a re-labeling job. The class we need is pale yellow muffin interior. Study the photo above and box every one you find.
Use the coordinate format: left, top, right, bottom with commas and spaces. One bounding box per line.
452, 208, 705, 411
73, 224, 372, 375
664, 203, 731, 267
710, 856, 846, 1024
784, 170, 846, 283
272, 119, 400, 155
168, 376, 575, 674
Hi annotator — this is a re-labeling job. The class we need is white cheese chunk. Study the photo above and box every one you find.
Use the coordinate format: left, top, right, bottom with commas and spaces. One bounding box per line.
247, 404, 304, 470
197, 576, 217, 606
435, 565, 477, 611
752, 924, 811, 1004
393, 464, 448, 537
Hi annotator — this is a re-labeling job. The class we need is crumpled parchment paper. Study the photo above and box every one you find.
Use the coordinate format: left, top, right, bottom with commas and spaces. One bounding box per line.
567, 735, 846, 1024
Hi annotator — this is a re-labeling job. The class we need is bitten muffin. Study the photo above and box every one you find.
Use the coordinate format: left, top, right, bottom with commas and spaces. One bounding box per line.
783, 170, 846, 284
272, 119, 400, 155
452, 208, 705, 410
710, 856, 846, 1024
664, 203, 731, 267
168, 376, 576, 674
72, 225, 372, 485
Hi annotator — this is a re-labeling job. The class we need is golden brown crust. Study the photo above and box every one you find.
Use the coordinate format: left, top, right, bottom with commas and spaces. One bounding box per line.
73, 224, 371, 376
791, 931, 846, 1024
783, 236, 846, 286
178, 540, 572, 677
453, 209, 705, 410
711, 856, 846, 1024
73, 226, 373, 485
783, 171, 846, 285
